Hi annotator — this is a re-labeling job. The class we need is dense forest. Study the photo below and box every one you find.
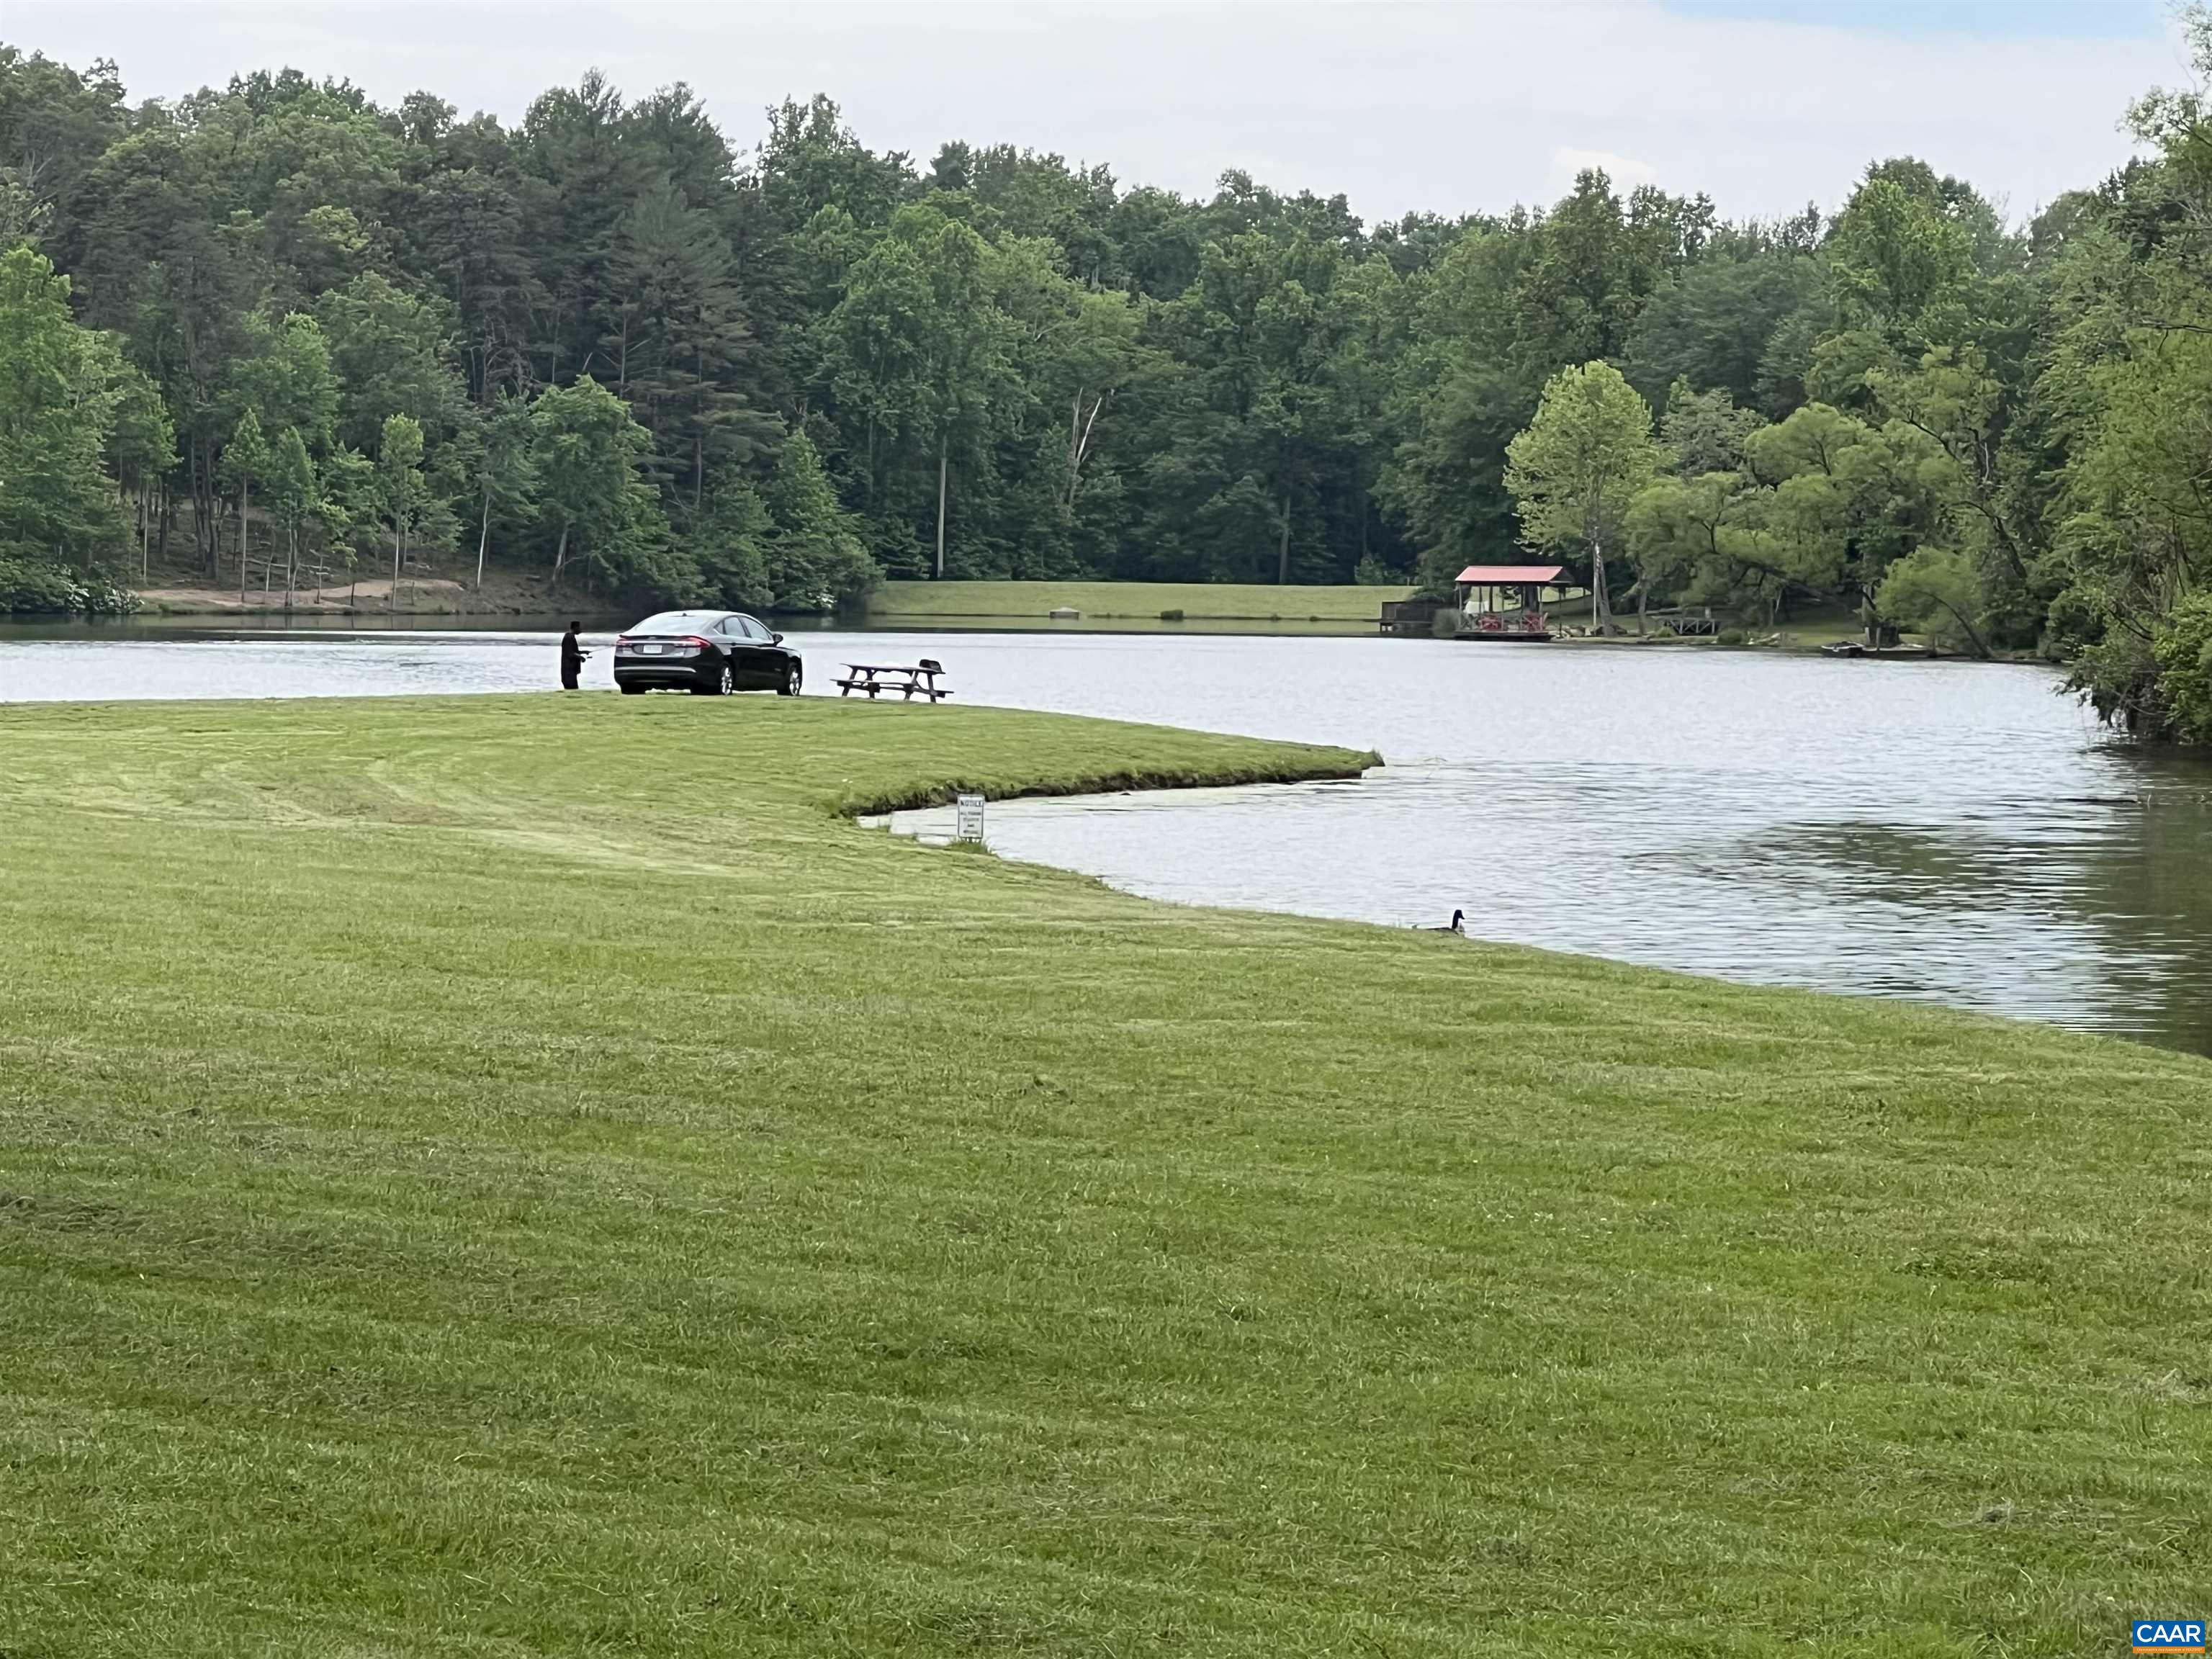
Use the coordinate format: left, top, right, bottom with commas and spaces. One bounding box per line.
6, 22, 2212, 740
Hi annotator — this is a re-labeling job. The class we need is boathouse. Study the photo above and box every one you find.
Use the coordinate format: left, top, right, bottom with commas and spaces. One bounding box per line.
1453, 565, 1568, 640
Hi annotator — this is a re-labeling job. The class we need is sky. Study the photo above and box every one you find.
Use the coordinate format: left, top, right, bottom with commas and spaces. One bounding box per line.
1, 1, 2188, 225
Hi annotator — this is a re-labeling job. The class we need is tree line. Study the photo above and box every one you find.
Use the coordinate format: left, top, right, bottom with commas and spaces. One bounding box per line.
4, 21, 2212, 740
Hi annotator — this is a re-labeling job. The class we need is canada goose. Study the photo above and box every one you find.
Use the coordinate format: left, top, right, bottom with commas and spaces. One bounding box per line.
1424, 909, 1465, 935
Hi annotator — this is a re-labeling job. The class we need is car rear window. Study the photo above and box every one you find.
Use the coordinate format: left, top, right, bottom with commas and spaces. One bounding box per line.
629, 611, 719, 634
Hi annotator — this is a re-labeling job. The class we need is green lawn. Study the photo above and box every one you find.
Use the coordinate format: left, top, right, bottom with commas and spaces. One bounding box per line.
1, 694, 2206, 1656
866, 579, 1411, 622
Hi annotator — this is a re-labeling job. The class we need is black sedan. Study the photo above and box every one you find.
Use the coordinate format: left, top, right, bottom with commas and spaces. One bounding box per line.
612, 610, 804, 696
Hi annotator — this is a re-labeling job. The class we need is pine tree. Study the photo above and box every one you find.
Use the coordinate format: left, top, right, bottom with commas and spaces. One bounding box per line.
763, 430, 877, 610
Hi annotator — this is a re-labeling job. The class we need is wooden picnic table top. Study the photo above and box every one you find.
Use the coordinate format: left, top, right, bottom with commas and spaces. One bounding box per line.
835, 660, 953, 700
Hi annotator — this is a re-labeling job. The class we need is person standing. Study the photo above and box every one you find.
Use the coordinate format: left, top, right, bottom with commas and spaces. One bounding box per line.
559, 621, 588, 691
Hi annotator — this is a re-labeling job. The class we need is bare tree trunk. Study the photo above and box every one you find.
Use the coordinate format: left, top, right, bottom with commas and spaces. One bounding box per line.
1277, 489, 1291, 585
553, 521, 570, 589
1935, 597, 1990, 658
1067, 392, 1105, 508
203, 446, 220, 578
140, 489, 149, 582
477, 489, 491, 591
285, 522, 297, 611
192, 444, 217, 578
391, 525, 402, 613
1068, 390, 1082, 506
238, 479, 250, 602
935, 439, 948, 579
1590, 536, 1613, 635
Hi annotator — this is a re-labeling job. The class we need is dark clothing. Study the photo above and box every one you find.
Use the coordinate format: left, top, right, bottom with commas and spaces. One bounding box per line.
560, 631, 584, 691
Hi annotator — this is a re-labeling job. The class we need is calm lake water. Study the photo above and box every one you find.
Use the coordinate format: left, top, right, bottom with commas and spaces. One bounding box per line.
5, 620, 2210, 1056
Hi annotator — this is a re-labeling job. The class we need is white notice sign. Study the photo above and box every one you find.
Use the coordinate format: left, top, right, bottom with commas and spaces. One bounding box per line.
954, 793, 986, 842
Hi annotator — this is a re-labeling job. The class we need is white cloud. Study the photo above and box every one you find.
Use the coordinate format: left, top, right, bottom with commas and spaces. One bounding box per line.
3, 0, 2185, 225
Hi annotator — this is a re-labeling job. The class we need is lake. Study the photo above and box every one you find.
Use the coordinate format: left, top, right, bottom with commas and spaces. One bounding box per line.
5, 619, 2209, 1056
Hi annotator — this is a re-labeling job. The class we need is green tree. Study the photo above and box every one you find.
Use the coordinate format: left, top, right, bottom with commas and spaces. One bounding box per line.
317, 444, 374, 605
602, 173, 778, 513
101, 342, 174, 580
316, 271, 463, 454
374, 413, 426, 610
529, 376, 656, 588
468, 391, 539, 588
220, 408, 269, 598
1623, 245, 1822, 416
0, 48, 130, 253
67, 118, 268, 574
264, 425, 320, 604
762, 429, 877, 609
1658, 379, 1766, 477
1626, 471, 1768, 629
235, 311, 340, 456
824, 204, 1017, 577
1740, 403, 1954, 647
758, 94, 914, 235
1504, 361, 1663, 633
1879, 543, 1992, 657
0, 243, 130, 577
2151, 592, 2212, 745
1384, 362, 1535, 598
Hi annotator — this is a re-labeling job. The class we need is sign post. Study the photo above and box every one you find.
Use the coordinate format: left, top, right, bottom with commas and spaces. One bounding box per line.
954, 792, 985, 843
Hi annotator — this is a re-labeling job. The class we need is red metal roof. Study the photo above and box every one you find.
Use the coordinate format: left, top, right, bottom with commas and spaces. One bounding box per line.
1455, 565, 1568, 585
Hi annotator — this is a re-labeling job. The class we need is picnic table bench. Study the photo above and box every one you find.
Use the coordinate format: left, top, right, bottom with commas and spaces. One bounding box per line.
835, 659, 951, 701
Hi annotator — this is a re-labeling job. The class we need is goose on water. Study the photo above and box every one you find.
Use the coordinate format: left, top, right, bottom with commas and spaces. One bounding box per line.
1423, 909, 1466, 936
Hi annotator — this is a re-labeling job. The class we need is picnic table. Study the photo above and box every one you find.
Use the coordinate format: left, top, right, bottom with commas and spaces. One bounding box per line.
835, 659, 951, 701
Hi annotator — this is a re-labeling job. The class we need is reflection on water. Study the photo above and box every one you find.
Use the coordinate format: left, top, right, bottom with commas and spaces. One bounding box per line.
3, 621, 2209, 1054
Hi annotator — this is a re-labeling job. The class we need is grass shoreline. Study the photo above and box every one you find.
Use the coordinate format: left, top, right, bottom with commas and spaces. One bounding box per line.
863, 578, 1411, 624
2, 693, 2206, 1655
835, 750, 1381, 819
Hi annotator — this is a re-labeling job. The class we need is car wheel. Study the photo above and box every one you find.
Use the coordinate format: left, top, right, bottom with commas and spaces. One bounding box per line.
698, 662, 732, 696
778, 659, 803, 697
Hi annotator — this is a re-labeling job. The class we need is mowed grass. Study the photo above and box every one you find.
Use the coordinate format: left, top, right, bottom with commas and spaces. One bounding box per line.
867, 580, 1411, 621
0, 694, 2207, 1658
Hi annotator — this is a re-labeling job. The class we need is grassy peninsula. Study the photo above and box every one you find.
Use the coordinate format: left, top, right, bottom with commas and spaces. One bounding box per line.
0, 694, 2205, 1656
864, 579, 1411, 626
